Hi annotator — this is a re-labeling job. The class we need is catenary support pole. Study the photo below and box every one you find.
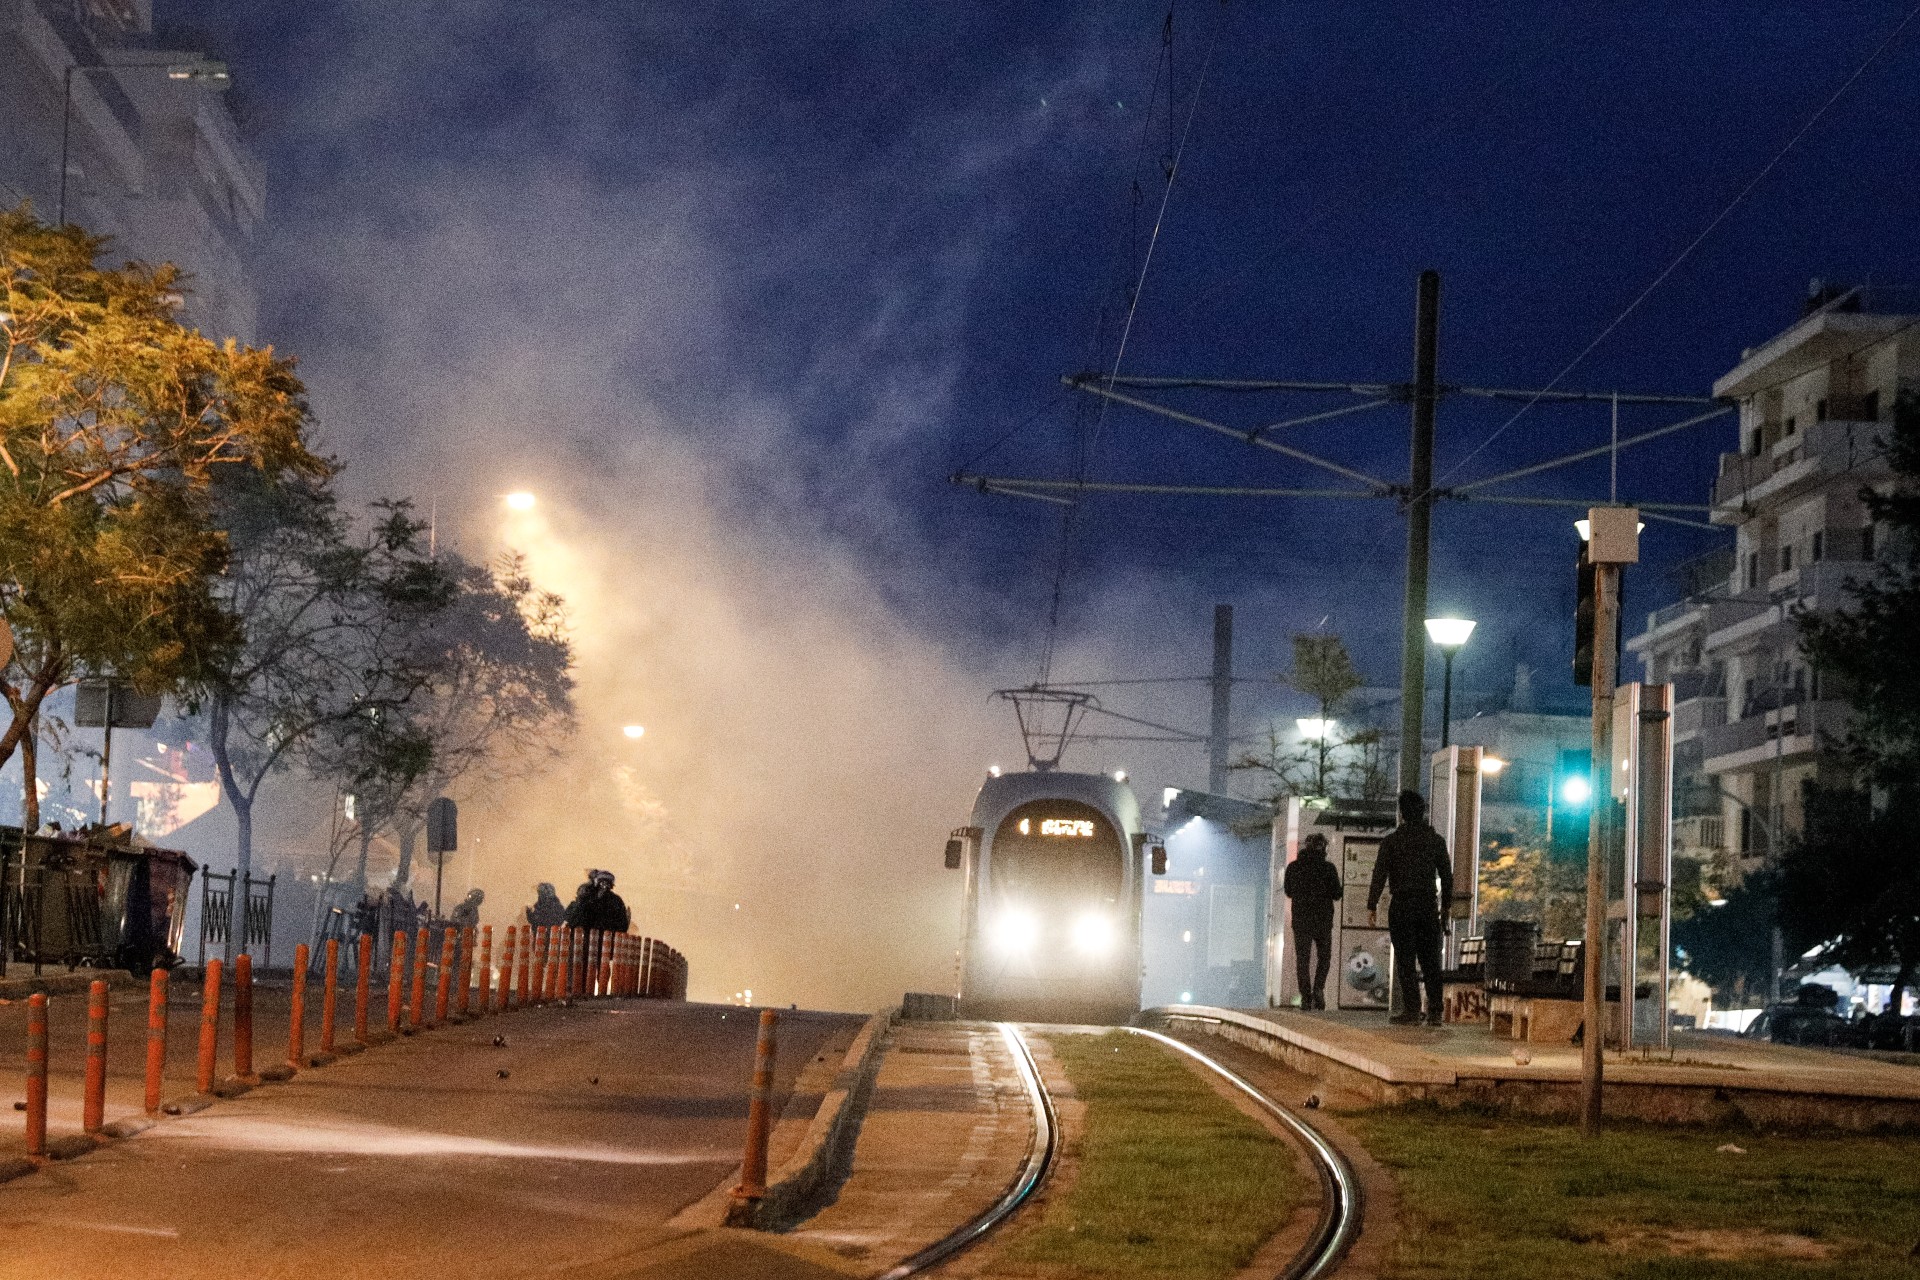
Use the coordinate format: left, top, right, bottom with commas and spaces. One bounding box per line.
1582, 559, 1620, 1137
1398, 270, 1440, 792
1208, 604, 1233, 793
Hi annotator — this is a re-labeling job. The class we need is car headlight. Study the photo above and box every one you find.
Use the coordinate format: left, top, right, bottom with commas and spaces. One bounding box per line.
989, 907, 1039, 953
1070, 911, 1116, 958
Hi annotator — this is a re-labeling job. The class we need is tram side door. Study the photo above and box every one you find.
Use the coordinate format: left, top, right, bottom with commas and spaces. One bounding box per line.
1334, 834, 1392, 1011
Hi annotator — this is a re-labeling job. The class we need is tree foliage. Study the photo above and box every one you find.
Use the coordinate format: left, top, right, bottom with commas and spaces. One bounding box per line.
1234, 632, 1384, 803
1671, 871, 1779, 1008
0, 208, 322, 826
1779, 786, 1920, 1013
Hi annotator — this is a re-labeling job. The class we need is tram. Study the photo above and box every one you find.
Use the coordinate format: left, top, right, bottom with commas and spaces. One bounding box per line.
945, 769, 1152, 1022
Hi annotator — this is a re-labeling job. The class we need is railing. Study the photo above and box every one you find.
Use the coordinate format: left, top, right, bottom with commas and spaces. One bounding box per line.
1700, 700, 1849, 765
1674, 814, 1724, 852
1671, 695, 1726, 742
198, 870, 275, 968
1714, 419, 1886, 508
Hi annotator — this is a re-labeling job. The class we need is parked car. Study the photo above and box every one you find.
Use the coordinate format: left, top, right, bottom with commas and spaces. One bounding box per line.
1743, 984, 1856, 1048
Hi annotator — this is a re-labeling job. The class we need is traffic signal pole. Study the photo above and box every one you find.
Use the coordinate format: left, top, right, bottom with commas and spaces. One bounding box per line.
1581, 559, 1616, 1136
1580, 506, 1636, 1138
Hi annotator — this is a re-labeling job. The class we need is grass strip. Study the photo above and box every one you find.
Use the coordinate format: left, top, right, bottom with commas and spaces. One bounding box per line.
1347, 1103, 1920, 1280
999, 1030, 1302, 1279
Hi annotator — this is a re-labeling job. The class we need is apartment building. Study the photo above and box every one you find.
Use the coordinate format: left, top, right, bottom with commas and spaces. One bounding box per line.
1629, 285, 1915, 890
0, 0, 262, 339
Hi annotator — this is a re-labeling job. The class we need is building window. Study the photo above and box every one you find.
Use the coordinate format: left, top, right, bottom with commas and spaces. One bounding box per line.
1785, 415, 1797, 436
1745, 554, 1759, 589
1780, 544, 1793, 572
1810, 530, 1824, 562
1864, 522, 1877, 560
1816, 398, 1828, 422
1864, 389, 1881, 421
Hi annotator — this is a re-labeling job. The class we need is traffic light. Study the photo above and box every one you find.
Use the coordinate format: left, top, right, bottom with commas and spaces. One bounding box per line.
1548, 747, 1592, 863
1573, 542, 1596, 686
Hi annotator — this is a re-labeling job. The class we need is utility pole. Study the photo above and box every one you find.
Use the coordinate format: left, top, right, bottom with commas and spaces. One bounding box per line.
1581, 506, 1637, 1137
1397, 271, 1440, 792
1208, 604, 1233, 793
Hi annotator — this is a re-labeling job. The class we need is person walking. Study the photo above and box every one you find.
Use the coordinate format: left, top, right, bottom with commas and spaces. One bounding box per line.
1284, 833, 1343, 1010
1367, 790, 1453, 1027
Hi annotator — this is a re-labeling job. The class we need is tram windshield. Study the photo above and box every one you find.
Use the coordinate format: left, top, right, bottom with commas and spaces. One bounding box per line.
989, 800, 1124, 906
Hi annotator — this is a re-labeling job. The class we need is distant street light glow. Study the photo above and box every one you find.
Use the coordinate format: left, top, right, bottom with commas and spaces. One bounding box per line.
1481, 755, 1507, 775
622, 724, 645, 739
505, 491, 536, 511
1297, 717, 1335, 741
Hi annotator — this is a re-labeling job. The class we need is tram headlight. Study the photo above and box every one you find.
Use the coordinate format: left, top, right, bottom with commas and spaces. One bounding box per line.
1070, 911, 1117, 958
989, 907, 1039, 954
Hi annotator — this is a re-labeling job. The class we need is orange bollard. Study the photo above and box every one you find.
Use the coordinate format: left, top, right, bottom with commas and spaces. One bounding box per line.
501, 926, 517, 1012
514, 924, 529, 1005
479, 926, 494, 1014
25, 992, 47, 1158
728, 1009, 780, 1216
388, 931, 407, 1032
433, 928, 454, 1025
356, 934, 374, 1043
410, 927, 429, 1028
196, 959, 222, 1094
288, 942, 310, 1067
562, 927, 576, 1000
83, 979, 108, 1135
533, 927, 549, 1005
145, 968, 168, 1113
321, 938, 341, 1055
458, 927, 474, 1017
234, 953, 256, 1080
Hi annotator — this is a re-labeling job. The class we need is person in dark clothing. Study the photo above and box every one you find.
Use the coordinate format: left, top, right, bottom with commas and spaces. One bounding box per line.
1367, 790, 1454, 1026
566, 869, 632, 933
526, 882, 566, 929
1283, 833, 1343, 1010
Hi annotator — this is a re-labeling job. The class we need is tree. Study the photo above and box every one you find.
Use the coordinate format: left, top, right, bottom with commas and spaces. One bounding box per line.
199, 479, 456, 950
0, 209, 321, 826
1793, 389, 1920, 1014
1234, 632, 1372, 804
1672, 871, 1780, 1009
385, 552, 575, 899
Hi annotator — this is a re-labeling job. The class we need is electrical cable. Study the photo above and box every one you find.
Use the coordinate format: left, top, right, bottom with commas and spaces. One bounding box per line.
1434, 1, 1920, 492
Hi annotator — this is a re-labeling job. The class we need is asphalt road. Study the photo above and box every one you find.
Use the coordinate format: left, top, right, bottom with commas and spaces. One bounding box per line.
0, 997, 855, 1279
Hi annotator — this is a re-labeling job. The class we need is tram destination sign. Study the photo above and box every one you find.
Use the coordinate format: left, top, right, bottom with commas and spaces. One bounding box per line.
1016, 816, 1097, 838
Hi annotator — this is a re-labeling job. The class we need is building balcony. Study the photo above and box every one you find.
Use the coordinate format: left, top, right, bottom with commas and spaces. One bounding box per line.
1712, 419, 1889, 517
1674, 814, 1725, 853
1701, 700, 1850, 774
1671, 695, 1726, 743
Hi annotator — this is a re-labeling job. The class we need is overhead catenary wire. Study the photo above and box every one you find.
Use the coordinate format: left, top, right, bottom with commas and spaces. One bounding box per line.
1433, 0, 1920, 492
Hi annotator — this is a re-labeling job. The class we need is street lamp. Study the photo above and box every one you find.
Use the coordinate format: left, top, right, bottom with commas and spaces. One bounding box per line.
504, 491, 536, 511
59, 58, 230, 226
621, 724, 645, 740
1424, 617, 1475, 748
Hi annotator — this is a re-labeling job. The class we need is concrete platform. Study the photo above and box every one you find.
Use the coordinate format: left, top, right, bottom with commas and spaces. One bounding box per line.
1159, 1006, 1920, 1131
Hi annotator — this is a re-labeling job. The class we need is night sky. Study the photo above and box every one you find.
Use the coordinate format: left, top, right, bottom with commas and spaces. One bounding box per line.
152, 2, 1920, 1001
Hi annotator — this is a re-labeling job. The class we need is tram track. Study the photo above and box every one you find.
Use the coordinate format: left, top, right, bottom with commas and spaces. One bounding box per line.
876, 1019, 1359, 1279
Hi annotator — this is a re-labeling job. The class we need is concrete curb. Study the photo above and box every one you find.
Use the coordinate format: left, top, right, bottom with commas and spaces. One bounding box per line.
0, 969, 135, 1000
750, 1006, 896, 1230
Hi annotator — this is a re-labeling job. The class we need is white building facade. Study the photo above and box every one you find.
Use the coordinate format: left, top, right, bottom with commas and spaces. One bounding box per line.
1, 0, 262, 340
1629, 287, 1916, 891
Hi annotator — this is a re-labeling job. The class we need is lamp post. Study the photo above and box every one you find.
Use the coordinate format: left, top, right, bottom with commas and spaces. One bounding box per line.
1296, 716, 1336, 796
1424, 618, 1475, 748
58, 58, 230, 226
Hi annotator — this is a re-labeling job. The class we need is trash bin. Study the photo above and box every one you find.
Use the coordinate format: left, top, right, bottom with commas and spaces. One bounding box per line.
1484, 919, 1539, 991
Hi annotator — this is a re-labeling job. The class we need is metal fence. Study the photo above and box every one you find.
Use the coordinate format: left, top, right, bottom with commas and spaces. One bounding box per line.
198, 869, 276, 968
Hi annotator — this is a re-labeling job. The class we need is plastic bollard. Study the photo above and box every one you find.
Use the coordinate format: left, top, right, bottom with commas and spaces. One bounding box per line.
410, 927, 430, 1029
356, 934, 374, 1043
557, 927, 571, 1001
513, 926, 528, 1009
586, 930, 600, 997
729, 1009, 780, 1212
479, 926, 494, 1014
288, 942, 310, 1067
533, 927, 549, 1005
196, 960, 222, 1094
599, 931, 612, 997
388, 931, 407, 1032
234, 953, 255, 1081
145, 968, 168, 1113
501, 926, 517, 1012
433, 928, 454, 1025
321, 938, 341, 1055
83, 979, 108, 1134
458, 927, 474, 1017
25, 992, 47, 1158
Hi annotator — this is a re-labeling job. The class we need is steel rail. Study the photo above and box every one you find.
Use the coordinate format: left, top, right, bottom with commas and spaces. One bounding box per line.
878, 1022, 1058, 1278
1127, 1025, 1363, 1280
